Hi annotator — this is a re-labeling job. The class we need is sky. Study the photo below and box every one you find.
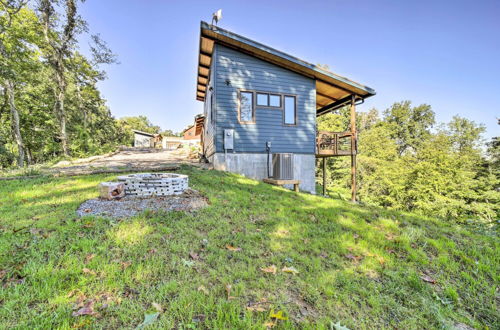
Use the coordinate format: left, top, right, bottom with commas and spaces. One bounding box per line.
78, 0, 500, 139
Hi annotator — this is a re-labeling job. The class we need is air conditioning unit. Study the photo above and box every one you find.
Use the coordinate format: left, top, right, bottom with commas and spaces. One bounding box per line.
272, 153, 294, 180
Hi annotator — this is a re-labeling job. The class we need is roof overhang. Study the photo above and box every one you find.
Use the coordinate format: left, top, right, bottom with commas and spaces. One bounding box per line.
194, 115, 205, 135
196, 21, 375, 116
132, 130, 156, 137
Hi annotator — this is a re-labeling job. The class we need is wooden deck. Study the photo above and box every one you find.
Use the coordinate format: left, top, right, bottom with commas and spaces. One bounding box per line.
316, 131, 356, 157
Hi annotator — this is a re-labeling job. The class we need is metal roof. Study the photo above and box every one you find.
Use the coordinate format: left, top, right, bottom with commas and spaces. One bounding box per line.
132, 130, 157, 137
195, 21, 375, 115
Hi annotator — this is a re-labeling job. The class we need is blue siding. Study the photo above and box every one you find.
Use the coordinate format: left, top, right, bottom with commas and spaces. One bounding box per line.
214, 45, 316, 154
203, 47, 217, 157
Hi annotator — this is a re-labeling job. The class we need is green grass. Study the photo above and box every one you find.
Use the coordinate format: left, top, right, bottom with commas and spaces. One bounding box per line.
0, 166, 498, 329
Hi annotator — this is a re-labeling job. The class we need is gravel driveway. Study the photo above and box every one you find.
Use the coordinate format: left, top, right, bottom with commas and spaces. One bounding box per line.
47, 148, 198, 176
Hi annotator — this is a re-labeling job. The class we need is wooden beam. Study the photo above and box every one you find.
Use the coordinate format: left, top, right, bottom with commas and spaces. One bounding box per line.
316, 95, 354, 117
350, 95, 357, 202
316, 91, 338, 102
323, 158, 326, 196
200, 49, 212, 57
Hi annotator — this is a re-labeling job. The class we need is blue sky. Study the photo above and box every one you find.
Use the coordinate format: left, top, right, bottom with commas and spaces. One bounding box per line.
79, 0, 499, 139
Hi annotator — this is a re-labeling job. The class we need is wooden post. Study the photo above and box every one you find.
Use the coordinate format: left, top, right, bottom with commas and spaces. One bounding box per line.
322, 157, 326, 196
350, 95, 357, 202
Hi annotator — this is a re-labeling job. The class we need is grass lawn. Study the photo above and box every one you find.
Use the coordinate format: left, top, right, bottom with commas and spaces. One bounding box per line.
0, 166, 498, 329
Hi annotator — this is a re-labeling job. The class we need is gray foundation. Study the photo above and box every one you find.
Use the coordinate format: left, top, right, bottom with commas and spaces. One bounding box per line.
209, 153, 316, 194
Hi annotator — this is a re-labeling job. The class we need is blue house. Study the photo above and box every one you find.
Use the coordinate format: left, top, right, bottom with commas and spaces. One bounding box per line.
195, 22, 375, 196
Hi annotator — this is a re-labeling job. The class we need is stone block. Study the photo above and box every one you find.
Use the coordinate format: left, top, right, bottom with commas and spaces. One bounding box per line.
99, 182, 125, 200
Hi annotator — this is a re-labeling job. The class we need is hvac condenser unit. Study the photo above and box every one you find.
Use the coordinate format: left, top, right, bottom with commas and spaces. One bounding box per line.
272, 153, 294, 180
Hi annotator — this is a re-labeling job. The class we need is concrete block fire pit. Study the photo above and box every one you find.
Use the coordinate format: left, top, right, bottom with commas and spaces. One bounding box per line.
117, 173, 188, 196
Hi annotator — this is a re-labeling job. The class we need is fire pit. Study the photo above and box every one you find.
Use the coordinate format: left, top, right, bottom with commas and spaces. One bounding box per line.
117, 173, 189, 196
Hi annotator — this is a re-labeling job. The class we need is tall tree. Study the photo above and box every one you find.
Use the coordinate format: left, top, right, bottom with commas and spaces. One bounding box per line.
0, 1, 33, 166
383, 101, 435, 155
38, 0, 86, 156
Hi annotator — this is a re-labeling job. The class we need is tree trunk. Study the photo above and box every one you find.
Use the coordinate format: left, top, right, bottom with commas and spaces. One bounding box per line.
76, 84, 88, 152
54, 66, 69, 157
56, 89, 69, 156
6, 80, 25, 167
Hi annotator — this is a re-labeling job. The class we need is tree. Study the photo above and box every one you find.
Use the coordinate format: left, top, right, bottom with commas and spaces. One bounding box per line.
38, 0, 87, 156
383, 101, 435, 155
0, 1, 32, 166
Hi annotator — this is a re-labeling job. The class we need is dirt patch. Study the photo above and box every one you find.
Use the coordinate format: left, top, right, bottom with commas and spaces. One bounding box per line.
76, 189, 208, 218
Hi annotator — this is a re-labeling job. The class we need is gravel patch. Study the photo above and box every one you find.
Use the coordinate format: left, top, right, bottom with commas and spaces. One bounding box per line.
76, 189, 208, 218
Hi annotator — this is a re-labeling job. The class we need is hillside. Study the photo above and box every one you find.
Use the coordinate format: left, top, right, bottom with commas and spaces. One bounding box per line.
0, 166, 498, 329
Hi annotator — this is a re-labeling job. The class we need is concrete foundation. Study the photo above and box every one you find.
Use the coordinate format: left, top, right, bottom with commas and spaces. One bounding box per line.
210, 153, 316, 194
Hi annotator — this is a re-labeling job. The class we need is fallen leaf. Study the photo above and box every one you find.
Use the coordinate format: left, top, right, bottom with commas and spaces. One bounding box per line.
123, 286, 139, 297
260, 265, 277, 274
263, 321, 276, 328
377, 256, 386, 265
135, 312, 159, 329
225, 245, 242, 252
67, 289, 80, 298
189, 251, 200, 260
281, 266, 299, 275
84, 254, 96, 264
192, 314, 206, 323
197, 285, 209, 295
83, 208, 92, 213
247, 306, 267, 312
345, 254, 363, 262
269, 309, 288, 320
420, 274, 437, 284
82, 268, 96, 276
120, 261, 131, 269
148, 248, 158, 254
72, 301, 96, 317
152, 302, 163, 313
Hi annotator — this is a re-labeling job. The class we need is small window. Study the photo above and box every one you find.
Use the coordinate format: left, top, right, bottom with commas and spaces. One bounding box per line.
239, 91, 254, 123
284, 96, 296, 125
269, 94, 281, 107
256, 92, 281, 108
256, 93, 268, 106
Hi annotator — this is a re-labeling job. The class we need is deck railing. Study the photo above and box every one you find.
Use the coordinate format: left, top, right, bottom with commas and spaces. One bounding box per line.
316, 131, 356, 157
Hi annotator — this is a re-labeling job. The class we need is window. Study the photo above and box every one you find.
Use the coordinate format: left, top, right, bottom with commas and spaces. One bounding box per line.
284, 96, 296, 125
257, 93, 268, 106
255, 92, 281, 108
239, 91, 254, 123
269, 94, 281, 107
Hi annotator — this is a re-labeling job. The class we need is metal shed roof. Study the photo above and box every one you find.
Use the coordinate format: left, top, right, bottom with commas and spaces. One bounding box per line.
195, 21, 375, 115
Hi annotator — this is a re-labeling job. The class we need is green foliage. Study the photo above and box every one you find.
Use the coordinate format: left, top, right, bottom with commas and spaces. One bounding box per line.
0, 2, 143, 168
384, 101, 435, 155
318, 102, 499, 222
